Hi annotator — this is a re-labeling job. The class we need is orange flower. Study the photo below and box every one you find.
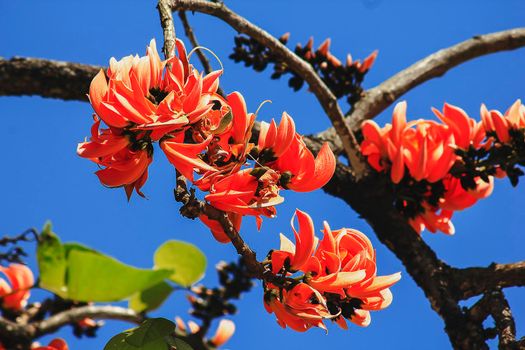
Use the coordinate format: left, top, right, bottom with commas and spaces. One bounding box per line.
360, 101, 500, 235
408, 205, 455, 235
264, 283, 333, 332
199, 212, 242, 243
432, 103, 485, 150
160, 134, 217, 182
209, 319, 236, 347
0, 263, 34, 310
405, 174, 493, 235
88, 40, 162, 128
32, 338, 68, 350
258, 112, 296, 158
361, 101, 457, 183
78, 117, 152, 199
268, 210, 400, 331
481, 99, 525, 143
441, 175, 494, 211
271, 135, 336, 192
270, 209, 316, 273
206, 169, 274, 216
88, 39, 219, 138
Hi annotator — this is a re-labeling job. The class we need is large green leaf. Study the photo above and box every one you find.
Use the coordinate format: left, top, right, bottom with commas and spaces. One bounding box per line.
37, 227, 172, 302
104, 318, 175, 350
129, 281, 173, 313
66, 249, 172, 302
154, 240, 206, 287
36, 222, 68, 298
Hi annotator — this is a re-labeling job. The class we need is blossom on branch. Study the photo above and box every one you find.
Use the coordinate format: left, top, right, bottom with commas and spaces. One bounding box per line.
79, 38, 336, 241
360, 101, 504, 235
265, 210, 400, 331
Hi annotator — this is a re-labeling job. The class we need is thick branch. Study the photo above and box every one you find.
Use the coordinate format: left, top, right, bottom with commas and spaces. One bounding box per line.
169, 0, 367, 177
0, 57, 100, 101
452, 261, 525, 300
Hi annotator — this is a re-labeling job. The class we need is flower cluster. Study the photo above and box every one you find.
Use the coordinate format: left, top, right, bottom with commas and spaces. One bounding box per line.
264, 210, 400, 332
361, 100, 525, 234
0, 263, 34, 310
78, 38, 336, 241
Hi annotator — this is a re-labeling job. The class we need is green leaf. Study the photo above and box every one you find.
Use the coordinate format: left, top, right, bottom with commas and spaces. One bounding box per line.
37, 225, 173, 302
36, 222, 68, 297
104, 318, 175, 350
129, 281, 173, 313
66, 249, 172, 302
154, 240, 206, 287
167, 337, 194, 350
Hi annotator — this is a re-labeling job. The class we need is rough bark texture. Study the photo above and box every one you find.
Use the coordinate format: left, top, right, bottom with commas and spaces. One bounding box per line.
0, 57, 101, 101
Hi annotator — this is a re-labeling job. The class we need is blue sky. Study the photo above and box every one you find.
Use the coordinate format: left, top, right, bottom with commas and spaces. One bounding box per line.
1, 0, 524, 349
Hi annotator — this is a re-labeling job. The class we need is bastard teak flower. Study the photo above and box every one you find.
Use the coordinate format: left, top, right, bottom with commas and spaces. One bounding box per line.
264, 209, 400, 332
79, 36, 336, 241
360, 101, 504, 235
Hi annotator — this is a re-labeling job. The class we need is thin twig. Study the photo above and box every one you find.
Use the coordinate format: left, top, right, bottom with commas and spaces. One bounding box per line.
0, 305, 143, 347
173, 173, 263, 278
34, 305, 144, 337
169, 0, 367, 178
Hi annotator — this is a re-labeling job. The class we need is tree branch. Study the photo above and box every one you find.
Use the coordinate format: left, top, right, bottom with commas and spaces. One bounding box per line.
173, 174, 267, 281
0, 316, 32, 342
0, 305, 143, 348
0, 57, 100, 101
318, 27, 525, 154
34, 305, 144, 338
468, 289, 519, 350
169, 0, 367, 178
157, 0, 177, 58
452, 261, 525, 300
